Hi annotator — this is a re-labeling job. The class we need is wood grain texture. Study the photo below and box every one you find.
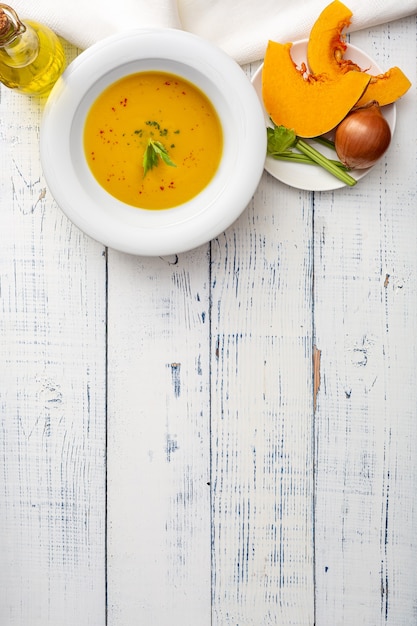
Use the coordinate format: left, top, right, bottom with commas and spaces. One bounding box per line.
210, 178, 315, 625
106, 248, 212, 624
0, 44, 107, 625
313, 18, 417, 626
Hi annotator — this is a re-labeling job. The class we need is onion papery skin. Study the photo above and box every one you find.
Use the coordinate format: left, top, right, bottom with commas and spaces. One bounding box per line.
334, 102, 391, 169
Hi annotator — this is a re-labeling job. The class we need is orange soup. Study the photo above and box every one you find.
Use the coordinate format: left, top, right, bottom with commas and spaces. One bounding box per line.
84, 71, 223, 210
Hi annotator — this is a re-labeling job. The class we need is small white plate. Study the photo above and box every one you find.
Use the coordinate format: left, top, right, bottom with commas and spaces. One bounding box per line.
40, 28, 266, 256
252, 40, 396, 192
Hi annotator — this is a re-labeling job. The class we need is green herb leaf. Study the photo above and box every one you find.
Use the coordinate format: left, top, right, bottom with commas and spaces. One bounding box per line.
267, 125, 297, 154
151, 140, 176, 167
143, 139, 176, 177
143, 140, 159, 177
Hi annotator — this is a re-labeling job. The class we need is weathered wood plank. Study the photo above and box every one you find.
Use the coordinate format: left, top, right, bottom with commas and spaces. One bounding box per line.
210, 168, 315, 624
0, 43, 107, 625
313, 18, 417, 626
106, 248, 212, 625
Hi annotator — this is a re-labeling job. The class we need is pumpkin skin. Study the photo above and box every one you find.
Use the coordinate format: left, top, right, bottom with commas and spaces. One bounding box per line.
262, 40, 370, 138
307, 0, 411, 106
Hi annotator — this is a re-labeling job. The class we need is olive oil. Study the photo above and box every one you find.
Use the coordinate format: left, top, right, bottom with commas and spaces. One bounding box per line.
0, 4, 65, 95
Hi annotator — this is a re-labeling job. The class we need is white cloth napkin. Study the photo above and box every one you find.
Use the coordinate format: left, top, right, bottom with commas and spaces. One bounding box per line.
11, 0, 417, 65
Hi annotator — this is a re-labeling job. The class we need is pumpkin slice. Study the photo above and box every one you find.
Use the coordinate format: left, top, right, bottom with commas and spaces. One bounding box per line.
307, 0, 354, 79
355, 67, 412, 107
307, 0, 411, 105
262, 40, 370, 138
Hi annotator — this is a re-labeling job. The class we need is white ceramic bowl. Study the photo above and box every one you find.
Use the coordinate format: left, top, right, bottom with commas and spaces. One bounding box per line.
40, 28, 267, 256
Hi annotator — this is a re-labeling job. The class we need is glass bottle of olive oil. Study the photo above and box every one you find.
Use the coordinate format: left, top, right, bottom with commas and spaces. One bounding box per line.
0, 4, 65, 95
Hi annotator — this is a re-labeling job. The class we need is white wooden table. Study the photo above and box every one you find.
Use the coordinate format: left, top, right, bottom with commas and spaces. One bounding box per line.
1, 15, 416, 626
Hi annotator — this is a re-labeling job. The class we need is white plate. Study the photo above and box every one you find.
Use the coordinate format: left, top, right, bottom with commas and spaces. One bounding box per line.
252, 40, 396, 192
40, 28, 266, 256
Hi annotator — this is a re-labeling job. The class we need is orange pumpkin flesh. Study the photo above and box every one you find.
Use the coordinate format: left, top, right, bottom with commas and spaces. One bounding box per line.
355, 67, 412, 107
307, 0, 354, 79
262, 40, 370, 138
307, 0, 411, 106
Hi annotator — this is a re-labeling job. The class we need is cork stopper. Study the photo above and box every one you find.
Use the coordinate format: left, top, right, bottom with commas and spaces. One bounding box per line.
0, 4, 25, 44
0, 8, 9, 37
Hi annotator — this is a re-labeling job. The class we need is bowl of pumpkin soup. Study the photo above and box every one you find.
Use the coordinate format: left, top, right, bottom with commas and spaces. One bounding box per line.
40, 28, 266, 256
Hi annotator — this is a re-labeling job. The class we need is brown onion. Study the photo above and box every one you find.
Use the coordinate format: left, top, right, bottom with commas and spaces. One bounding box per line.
334, 101, 391, 169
